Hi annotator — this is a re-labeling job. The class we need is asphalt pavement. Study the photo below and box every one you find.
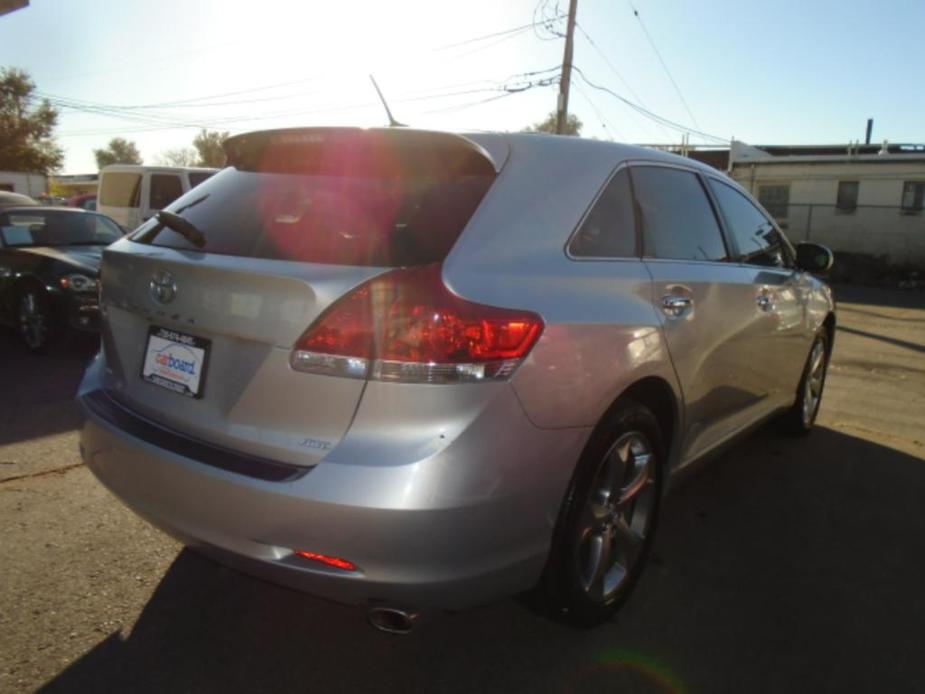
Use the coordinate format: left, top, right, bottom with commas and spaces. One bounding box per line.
1, 285, 923, 694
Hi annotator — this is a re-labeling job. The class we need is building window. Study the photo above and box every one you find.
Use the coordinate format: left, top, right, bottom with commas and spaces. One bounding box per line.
901, 181, 924, 214
836, 181, 859, 213
757, 184, 790, 219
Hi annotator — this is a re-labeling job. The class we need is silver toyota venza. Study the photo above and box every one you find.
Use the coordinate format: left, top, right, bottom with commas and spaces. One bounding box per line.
79, 128, 835, 631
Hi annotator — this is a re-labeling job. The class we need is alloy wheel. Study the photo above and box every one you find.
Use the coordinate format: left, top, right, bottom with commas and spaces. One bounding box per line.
576, 431, 657, 603
802, 340, 826, 425
18, 291, 48, 351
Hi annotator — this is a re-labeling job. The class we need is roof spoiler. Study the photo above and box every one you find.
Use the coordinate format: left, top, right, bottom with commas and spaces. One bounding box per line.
223, 128, 502, 176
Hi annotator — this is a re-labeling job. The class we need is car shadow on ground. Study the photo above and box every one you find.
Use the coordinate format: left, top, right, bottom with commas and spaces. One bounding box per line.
0, 330, 97, 446
832, 283, 925, 310
38, 425, 925, 694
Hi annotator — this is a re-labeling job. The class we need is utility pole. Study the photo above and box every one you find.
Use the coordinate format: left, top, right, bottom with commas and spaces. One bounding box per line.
555, 0, 579, 135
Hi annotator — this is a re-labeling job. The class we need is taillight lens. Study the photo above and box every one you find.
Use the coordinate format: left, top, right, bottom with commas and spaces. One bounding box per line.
290, 264, 543, 383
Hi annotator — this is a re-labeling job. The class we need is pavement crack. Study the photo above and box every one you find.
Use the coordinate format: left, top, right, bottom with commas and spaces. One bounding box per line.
0, 462, 85, 485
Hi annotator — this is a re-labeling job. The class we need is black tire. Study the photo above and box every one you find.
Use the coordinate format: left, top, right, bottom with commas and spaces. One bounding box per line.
16, 287, 58, 355
781, 332, 829, 436
543, 398, 664, 627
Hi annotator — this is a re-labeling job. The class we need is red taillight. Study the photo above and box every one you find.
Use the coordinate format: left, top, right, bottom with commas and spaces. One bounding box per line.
290, 264, 543, 383
293, 550, 357, 572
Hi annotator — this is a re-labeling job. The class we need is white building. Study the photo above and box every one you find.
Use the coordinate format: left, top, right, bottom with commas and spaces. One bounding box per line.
727, 141, 925, 266
0, 170, 46, 196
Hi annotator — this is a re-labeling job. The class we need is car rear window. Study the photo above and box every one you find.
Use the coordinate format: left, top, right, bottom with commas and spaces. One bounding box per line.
131, 165, 494, 266
99, 172, 142, 207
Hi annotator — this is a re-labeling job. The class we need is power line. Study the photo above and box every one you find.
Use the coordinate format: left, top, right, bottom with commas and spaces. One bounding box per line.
572, 65, 726, 143
53, 69, 564, 137
573, 82, 625, 140
533, 0, 566, 40
625, 0, 700, 129
573, 21, 671, 140
435, 20, 537, 50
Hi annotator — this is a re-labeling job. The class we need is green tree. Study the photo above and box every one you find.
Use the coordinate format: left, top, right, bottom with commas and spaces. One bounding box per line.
94, 137, 142, 169
156, 147, 198, 167
524, 110, 583, 136
192, 129, 229, 167
0, 67, 64, 173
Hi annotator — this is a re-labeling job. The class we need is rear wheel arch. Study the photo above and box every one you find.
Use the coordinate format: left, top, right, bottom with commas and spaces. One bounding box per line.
822, 312, 836, 356
615, 376, 679, 471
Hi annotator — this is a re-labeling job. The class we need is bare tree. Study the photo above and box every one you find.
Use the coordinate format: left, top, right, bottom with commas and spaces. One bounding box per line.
156, 147, 198, 167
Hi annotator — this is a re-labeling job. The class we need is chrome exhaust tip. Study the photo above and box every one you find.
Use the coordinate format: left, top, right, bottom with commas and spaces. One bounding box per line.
367, 607, 418, 634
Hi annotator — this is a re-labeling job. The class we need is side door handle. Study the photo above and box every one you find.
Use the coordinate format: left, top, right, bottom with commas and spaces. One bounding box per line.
661, 295, 692, 317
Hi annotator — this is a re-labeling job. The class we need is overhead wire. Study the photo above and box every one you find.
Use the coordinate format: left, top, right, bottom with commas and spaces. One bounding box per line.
573, 82, 625, 140
573, 21, 671, 140
625, 0, 700, 129
572, 65, 727, 143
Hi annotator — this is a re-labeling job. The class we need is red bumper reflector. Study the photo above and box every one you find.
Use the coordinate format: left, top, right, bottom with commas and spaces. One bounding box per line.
293, 550, 357, 572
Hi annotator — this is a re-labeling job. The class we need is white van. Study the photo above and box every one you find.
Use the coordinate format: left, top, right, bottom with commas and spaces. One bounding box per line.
97, 165, 218, 230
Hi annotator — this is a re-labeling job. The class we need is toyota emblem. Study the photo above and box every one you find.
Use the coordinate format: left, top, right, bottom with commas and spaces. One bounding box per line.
149, 269, 177, 304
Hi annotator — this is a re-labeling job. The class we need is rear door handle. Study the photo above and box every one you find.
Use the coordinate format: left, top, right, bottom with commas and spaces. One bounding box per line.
661, 295, 692, 317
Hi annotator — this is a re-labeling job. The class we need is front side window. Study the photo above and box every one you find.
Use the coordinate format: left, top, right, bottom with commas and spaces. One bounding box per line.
568, 168, 637, 258
633, 166, 728, 262
99, 172, 141, 208
901, 181, 924, 214
149, 174, 184, 211
836, 181, 859, 213
757, 184, 790, 219
707, 179, 790, 269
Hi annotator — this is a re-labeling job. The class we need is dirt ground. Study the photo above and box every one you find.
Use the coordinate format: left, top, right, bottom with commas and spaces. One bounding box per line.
1, 284, 923, 693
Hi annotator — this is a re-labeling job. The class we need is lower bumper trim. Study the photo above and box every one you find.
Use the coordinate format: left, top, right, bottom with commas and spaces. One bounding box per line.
80, 389, 310, 483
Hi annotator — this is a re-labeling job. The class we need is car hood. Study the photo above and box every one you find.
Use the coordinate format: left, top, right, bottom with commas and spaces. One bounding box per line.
18, 245, 104, 274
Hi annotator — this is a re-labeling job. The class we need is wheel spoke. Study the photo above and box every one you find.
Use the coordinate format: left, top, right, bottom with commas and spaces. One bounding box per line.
618, 452, 652, 505
582, 526, 614, 599
613, 517, 642, 570
597, 442, 628, 505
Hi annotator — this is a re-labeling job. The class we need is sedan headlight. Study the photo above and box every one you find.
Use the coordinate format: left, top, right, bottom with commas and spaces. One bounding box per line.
59, 274, 99, 293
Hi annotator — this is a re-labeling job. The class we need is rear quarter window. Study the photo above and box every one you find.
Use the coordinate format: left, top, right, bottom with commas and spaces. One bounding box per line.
99, 173, 141, 208
568, 168, 637, 258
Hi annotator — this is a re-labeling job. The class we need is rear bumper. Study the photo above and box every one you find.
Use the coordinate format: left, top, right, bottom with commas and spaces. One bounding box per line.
78, 358, 589, 611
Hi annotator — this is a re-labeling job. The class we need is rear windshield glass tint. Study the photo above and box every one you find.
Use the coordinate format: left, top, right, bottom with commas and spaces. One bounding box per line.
99, 172, 141, 207
131, 167, 494, 266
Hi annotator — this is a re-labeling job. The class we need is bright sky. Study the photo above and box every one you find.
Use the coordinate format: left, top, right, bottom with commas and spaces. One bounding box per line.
1, 0, 923, 174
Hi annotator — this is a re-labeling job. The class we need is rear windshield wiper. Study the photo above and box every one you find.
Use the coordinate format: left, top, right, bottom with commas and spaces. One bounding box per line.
155, 211, 206, 248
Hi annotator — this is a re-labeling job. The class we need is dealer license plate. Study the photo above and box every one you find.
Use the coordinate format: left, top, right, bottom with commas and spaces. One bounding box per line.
140, 326, 211, 398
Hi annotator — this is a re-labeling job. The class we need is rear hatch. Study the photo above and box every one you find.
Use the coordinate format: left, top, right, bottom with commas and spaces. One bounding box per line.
98, 128, 501, 466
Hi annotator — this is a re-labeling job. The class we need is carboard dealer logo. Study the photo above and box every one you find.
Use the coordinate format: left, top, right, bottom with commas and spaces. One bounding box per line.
149, 269, 177, 304
153, 344, 198, 383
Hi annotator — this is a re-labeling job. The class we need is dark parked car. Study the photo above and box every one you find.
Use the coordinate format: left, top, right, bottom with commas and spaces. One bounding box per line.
0, 206, 123, 352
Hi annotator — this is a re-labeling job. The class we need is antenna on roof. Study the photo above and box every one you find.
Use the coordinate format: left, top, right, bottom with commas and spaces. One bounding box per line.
369, 75, 406, 128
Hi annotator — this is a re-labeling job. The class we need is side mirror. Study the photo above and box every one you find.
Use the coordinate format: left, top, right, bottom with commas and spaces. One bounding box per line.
795, 242, 834, 273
